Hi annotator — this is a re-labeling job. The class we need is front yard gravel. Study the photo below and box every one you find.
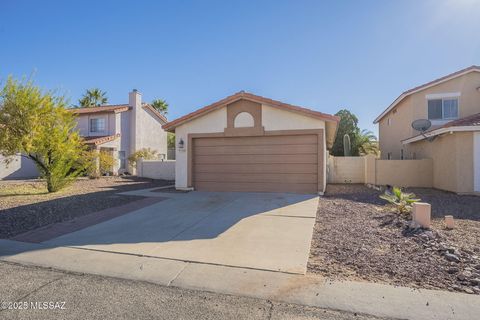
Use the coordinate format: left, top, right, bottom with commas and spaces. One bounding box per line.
308, 184, 480, 294
0, 177, 171, 238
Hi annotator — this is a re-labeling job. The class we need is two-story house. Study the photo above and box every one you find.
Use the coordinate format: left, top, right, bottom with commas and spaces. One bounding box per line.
374, 65, 480, 194
71, 89, 168, 174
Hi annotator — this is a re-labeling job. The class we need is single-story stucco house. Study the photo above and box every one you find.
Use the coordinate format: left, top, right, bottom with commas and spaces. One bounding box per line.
374, 65, 480, 194
163, 91, 339, 194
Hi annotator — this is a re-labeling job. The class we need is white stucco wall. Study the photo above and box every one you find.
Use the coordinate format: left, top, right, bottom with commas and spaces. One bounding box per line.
174, 103, 327, 190
137, 159, 175, 181
0, 154, 39, 180
136, 107, 168, 159
174, 108, 227, 188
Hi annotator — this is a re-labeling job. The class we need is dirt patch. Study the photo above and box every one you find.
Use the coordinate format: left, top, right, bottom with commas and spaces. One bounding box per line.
308, 184, 480, 295
0, 177, 171, 238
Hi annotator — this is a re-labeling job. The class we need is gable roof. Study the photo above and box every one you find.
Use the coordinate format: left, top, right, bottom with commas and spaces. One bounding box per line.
69, 103, 167, 123
70, 104, 130, 114
374, 65, 480, 124
402, 112, 480, 144
142, 103, 168, 123
162, 91, 340, 131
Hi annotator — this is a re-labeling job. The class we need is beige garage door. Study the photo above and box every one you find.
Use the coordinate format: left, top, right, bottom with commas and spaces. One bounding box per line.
192, 134, 320, 193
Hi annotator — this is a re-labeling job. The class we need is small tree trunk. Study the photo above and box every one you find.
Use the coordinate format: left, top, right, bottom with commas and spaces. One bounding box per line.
46, 174, 54, 193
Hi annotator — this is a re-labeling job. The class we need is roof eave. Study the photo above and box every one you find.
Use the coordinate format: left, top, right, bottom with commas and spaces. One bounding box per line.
402, 126, 480, 144
374, 66, 480, 124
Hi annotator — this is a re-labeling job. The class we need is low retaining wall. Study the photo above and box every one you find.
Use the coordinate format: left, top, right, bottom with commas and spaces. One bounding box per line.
327, 156, 365, 183
328, 154, 433, 188
137, 159, 175, 181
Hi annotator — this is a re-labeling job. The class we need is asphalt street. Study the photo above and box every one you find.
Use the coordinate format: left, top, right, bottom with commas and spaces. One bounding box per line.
0, 261, 387, 320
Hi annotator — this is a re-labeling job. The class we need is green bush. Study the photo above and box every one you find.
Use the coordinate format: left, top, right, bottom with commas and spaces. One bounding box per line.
379, 187, 420, 216
128, 148, 159, 167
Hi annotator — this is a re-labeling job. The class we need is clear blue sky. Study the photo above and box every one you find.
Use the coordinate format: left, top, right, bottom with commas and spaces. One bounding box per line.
1, 0, 479, 134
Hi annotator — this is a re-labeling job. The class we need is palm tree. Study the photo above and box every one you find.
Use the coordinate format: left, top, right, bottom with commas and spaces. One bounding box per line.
151, 99, 168, 116
357, 129, 379, 156
78, 88, 108, 108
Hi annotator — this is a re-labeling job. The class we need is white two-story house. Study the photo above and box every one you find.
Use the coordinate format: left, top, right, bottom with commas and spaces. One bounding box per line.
71, 89, 168, 174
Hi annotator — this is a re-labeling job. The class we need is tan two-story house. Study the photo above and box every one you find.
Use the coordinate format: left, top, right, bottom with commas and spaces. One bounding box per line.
71, 89, 168, 174
374, 65, 480, 194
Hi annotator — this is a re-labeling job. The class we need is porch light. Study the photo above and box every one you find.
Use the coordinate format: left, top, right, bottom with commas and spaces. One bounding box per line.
178, 138, 184, 149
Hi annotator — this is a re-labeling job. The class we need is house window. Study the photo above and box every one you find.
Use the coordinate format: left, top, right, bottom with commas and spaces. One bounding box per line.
428, 98, 458, 120
118, 151, 126, 169
90, 118, 106, 132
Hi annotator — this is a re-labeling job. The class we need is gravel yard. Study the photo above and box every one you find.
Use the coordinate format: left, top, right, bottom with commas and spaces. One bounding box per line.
308, 184, 480, 294
0, 177, 172, 238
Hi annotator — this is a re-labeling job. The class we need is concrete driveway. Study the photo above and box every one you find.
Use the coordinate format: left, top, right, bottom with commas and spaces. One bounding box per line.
43, 191, 318, 274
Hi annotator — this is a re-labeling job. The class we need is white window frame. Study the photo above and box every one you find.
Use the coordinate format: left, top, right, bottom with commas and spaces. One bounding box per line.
426, 92, 460, 123
90, 118, 106, 133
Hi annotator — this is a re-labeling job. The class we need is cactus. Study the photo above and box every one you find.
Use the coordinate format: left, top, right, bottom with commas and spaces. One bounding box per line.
343, 134, 351, 156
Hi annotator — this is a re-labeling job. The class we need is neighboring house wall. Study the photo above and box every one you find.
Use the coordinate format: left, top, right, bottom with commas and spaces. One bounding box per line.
378, 72, 480, 159
408, 132, 474, 193
0, 155, 39, 180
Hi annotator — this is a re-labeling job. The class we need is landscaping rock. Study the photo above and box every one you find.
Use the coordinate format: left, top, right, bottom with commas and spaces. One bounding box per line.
308, 184, 480, 295
447, 267, 459, 274
445, 253, 461, 263
470, 278, 480, 286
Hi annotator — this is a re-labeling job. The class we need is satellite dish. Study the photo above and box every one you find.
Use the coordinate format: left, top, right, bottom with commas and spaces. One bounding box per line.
411, 119, 431, 132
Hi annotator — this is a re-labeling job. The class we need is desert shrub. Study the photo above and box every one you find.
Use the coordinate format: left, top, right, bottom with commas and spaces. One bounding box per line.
128, 148, 159, 167
99, 150, 115, 175
380, 186, 420, 216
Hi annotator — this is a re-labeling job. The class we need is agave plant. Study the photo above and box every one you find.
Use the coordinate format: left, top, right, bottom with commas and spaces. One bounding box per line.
379, 187, 420, 215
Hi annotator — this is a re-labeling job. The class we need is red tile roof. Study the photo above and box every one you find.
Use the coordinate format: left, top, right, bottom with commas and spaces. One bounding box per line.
162, 91, 339, 131
82, 134, 120, 146
442, 113, 480, 128
70, 105, 130, 114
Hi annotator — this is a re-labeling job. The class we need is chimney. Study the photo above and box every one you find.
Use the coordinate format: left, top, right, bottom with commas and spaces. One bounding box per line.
129, 89, 142, 172
129, 89, 142, 108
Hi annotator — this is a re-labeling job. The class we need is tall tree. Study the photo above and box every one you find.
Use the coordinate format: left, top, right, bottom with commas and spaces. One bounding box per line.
331, 109, 360, 156
78, 88, 108, 107
151, 98, 168, 116
0, 77, 87, 192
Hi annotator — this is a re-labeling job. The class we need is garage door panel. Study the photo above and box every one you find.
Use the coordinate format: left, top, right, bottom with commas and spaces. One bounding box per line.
192, 134, 321, 194
194, 144, 317, 156
194, 173, 317, 184
194, 154, 317, 164
193, 135, 317, 147
195, 182, 318, 194
194, 164, 318, 174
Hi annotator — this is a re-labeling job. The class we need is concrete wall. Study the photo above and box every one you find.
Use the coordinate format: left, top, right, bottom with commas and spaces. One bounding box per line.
327, 156, 365, 183
0, 155, 39, 180
328, 155, 433, 188
374, 159, 433, 188
137, 159, 175, 181
378, 71, 480, 159
408, 131, 474, 193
